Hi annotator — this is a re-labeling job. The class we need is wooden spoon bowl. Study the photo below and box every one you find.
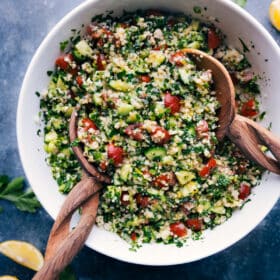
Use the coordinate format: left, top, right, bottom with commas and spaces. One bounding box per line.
184, 48, 280, 174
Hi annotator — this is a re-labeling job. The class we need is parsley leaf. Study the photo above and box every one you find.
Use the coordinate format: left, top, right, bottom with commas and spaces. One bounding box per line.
59, 265, 76, 280
233, 0, 247, 7
0, 176, 41, 213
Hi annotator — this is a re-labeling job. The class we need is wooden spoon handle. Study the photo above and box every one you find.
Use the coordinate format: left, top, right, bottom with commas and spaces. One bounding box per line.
69, 110, 111, 184
32, 176, 101, 280
227, 114, 280, 174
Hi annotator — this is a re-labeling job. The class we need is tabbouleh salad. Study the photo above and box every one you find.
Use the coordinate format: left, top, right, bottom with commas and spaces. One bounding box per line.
40, 10, 263, 247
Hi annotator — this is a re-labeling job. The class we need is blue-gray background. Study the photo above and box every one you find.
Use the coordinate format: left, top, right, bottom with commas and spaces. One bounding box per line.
0, 1, 279, 279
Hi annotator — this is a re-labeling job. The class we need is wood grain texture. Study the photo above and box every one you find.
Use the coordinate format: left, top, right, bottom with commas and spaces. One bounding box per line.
228, 115, 280, 174
33, 176, 101, 280
182, 48, 236, 140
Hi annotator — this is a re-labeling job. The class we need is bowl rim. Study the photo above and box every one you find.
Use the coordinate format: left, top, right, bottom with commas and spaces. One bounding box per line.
17, 0, 280, 266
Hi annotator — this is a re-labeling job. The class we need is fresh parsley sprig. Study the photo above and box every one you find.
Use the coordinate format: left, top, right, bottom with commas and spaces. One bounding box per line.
0, 175, 41, 213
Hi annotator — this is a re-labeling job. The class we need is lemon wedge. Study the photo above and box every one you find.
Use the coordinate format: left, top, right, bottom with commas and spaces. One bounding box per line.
0, 240, 44, 271
269, 0, 280, 30
0, 276, 19, 280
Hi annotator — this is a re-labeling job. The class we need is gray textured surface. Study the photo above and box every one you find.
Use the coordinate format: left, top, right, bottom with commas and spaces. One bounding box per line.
0, 0, 279, 279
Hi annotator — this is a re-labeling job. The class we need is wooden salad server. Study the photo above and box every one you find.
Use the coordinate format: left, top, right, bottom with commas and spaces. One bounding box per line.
183, 48, 280, 174
33, 111, 110, 280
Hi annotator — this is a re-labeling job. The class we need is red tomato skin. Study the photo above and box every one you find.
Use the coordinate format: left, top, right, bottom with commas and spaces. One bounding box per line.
241, 99, 258, 117
208, 29, 221, 49
107, 144, 124, 166
139, 75, 151, 83
97, 54, 106, 70
120, 191, 130, 206
170, 222, 188, 237
169, 51, 185, 66
99, 161, 108, 171
130, 232, 137, 241
82, 118, 98, 130
55, 54, 73, 70
153, 172, 176, 188
239, 182, 251, 200
135, 194, 149, 208
186, 218, 203, 231
199, 158, 216, 177
124, 124, 144, 141
164, 92, 181, 114
76, 76, 83, 87
151, 127, 171, 145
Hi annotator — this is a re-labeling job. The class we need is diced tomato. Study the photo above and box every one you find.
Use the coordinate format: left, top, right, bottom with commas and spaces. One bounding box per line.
87, 25, 112, 39
207, 158, 217, 168
97, 53, 106, 70
186, 218, 203, 231
82, 118, 98, 131
107, 143, 124, 166
55, 54, 73, 71
120, 191, 130, 206
151, 127, 171, 145
240, 99, 258, 117
130, 232, 137, 241
169, 51, 186, 66
164, 92, 181, 114
239, 182, 251, 200
99, 161, 108, 171
196, 120, 209, 139
76, 75, 83, 87
124, 124, 144, 141
170, 222, 188, 237
135, 194, 149, 208
139, 75, 151, 83
153, 172, 177, 189
199, 158, 216, 177
208, 29, 221, 49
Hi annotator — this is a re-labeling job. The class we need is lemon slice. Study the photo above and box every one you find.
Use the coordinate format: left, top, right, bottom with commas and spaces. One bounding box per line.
269, 0, 280, 30
0, 240, 44, 271
0, 276, 19, 280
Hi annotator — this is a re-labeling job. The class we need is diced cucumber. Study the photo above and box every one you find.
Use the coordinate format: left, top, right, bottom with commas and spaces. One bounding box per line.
93, 93, 103, 106
154, 102, 166, 117
109, 80, 133, 92
134, 59, 150, 74
175, 171, 195, 185
147, 51, 165, 68
187, 126, 196, 138
117, 103, 134, 115
45, 131, 58, 143
180, 181, 198, 197
44, 142, 58, 154
178, 68, 191, 84
72, 48, 86, 62
211, 206, 226, 214
120, 164, 132, 181
127, 111, 140, 123
187, 41, 200, 49
75, 40, 94, 58
145, 147, 166, 160
190, 20, 200, 31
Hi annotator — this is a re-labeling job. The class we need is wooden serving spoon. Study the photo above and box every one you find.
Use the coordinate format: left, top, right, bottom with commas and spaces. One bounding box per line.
183, 48, 280, 174
33, 112, 110, 280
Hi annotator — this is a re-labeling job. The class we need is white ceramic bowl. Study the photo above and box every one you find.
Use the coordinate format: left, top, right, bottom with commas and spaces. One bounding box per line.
17, 0, 280, 265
